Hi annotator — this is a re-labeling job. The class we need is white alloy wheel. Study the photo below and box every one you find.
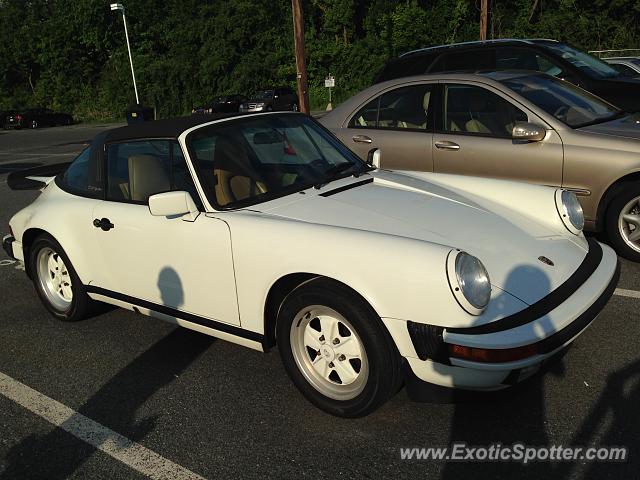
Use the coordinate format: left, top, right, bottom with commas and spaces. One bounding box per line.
36, 246, 73, 310
289, 305, 369, 401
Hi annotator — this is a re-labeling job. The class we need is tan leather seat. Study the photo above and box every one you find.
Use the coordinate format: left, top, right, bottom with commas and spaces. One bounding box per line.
213, 137, 267, 206
127, 154, 171, 202
465, 119, 491, 134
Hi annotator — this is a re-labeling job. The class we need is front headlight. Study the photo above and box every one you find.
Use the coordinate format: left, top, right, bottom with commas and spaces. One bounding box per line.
556, 189, 584, 234
447, 250, 491, 315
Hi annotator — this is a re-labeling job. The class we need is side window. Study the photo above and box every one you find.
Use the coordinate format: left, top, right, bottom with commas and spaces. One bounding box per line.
377, 84, 433, 130
61, 146, 103, 196
106, 140, 199, 204
430, 50, 494, 72
495, 47, 566, 78
349, 84, 433, 130
443, 84, 528, 138
172, 143, 202, 208
349, 97, 379, 128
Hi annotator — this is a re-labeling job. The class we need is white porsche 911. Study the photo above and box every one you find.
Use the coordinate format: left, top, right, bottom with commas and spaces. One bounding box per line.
3, 112, 619, 417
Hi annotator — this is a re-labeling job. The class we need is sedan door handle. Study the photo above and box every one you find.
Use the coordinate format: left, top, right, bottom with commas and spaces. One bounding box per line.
93, 218, 114, 231
352, 134, 372, 144
435, 140, 460, 151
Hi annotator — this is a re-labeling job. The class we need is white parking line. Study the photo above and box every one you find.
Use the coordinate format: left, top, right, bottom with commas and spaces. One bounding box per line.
0, 371, 205, 480
614, 288, 640, 299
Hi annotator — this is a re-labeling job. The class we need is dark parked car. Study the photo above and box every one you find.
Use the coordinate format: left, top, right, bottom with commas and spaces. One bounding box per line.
375, 39, 640, 112
192, 94, 248, 115
239, 87, 298, 113
5, 108, 74, 129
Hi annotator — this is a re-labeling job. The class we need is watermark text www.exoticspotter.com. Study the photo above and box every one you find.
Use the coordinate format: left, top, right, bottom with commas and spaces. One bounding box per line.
400, 443, 627, 464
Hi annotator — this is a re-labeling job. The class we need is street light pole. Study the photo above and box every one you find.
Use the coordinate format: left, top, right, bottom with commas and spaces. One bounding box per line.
110, 3, 140, 105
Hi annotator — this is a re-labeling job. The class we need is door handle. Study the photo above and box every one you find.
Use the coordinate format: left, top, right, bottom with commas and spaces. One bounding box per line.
435, 141, 460, 151
93, 218, 114, 231
352, 134, 372, 144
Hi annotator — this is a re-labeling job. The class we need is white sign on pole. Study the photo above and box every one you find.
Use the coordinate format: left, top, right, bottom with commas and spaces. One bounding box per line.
324, 76, 335, 88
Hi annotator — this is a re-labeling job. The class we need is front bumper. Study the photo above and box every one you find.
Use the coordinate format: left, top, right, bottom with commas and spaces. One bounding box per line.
395, 238, 620, 393
239, 106, 266, 113
2, 235, 16, 260
2, 234, 23, 262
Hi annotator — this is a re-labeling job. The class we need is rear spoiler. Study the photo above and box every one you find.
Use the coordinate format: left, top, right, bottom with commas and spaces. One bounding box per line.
7, 162, 70, 190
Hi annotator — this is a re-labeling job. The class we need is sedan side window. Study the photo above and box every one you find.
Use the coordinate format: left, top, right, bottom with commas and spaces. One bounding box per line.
349, 84, 433, 130
443, 84, 528, 138
106, 140, 199, 204
349, 97, 379, 128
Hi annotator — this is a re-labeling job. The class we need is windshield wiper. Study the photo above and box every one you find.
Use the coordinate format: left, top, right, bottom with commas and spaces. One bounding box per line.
314, 162, 359, 189
324, 162, 356, 177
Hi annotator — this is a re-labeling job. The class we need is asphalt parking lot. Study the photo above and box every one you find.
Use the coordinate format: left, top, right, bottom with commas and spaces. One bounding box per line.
0, 124, 639, 479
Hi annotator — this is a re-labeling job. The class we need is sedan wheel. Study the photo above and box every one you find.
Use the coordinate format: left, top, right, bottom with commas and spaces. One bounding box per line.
606, 186, 640, 261
277, 278, 402, 417
618, 196, 640, 253
29, 234, 94, 321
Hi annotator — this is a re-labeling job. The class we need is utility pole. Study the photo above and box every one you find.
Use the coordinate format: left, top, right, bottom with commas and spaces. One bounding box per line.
480, 0, 488, 40
291, 0, 310, 114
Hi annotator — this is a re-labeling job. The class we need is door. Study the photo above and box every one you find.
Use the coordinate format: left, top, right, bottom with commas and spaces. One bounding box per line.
91, 139, 240, 326
339, 83, 435, 171
433, 82, 563, 187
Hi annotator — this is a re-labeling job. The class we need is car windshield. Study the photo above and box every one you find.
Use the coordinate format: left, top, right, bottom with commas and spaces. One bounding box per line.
186, 114, 370, 209
250, 90, 275, 101
501, 74, 623, 128
544, 43, 621, 79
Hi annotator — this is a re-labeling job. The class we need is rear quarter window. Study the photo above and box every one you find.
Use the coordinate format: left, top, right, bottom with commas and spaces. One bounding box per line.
60, 146, 103, 197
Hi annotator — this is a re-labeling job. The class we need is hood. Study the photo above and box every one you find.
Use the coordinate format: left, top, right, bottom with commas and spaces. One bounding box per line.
259, 172, 586, 305
578, 113, 640, 140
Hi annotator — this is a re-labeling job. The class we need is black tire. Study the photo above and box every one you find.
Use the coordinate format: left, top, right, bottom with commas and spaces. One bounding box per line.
605, 184, 640, 262
266, 105, 273, 112
28, 234, 93, 321
276, 278, 402, 417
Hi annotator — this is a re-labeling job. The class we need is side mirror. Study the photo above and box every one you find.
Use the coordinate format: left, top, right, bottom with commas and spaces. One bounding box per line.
366, 148, 382, 168
149, 191, 199, 222
512, 122, 546, 142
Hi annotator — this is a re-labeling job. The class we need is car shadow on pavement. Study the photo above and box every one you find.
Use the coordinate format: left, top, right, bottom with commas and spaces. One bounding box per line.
0, 162, 42, 174
553, 357, 640, 479
437, 264, 560, 479
0, 267, 214, 479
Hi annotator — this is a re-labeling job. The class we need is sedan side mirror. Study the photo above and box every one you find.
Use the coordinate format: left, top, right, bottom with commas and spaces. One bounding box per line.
512, 122, 546, 142
149, 191, 199, 222
366, 148, 382, 168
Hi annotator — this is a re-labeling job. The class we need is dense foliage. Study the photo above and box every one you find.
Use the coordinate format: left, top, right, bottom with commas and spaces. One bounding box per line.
0, 0, 638, 120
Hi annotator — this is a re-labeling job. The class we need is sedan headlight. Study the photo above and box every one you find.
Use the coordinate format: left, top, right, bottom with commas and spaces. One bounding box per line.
555, 189, 584, 234
447, 250, 491, 315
